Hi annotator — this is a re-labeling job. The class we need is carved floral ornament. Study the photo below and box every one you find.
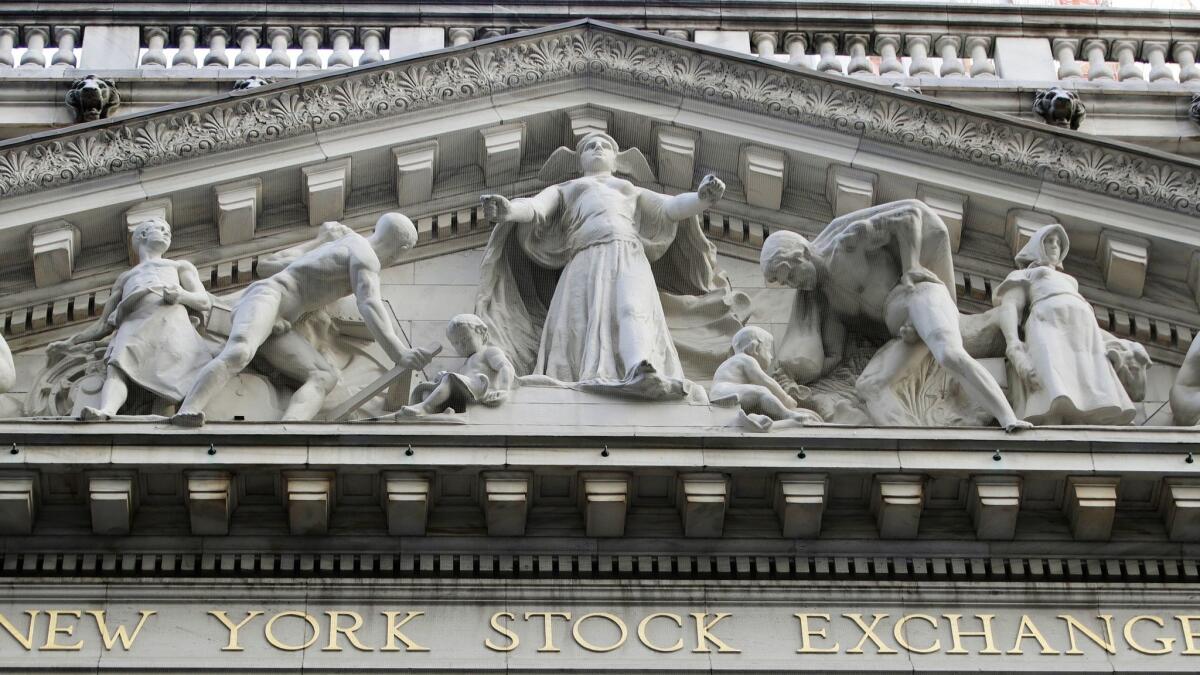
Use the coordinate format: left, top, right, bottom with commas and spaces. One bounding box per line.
1, 22, 1199, 215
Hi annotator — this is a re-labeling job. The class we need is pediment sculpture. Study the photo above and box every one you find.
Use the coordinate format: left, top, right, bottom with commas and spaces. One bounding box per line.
400, 313, 517, 419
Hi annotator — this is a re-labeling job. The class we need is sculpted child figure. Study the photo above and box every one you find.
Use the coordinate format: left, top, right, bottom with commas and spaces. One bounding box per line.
171, 213, 436, 426
711, 326, 822, 430
401, 313, 516, 417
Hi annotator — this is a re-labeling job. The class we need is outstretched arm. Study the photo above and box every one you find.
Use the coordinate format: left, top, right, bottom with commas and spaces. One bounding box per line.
657, 174, 725, 221
482, 186, 562, 226
743, 359, 797, 408
837, 201, 943, 280
349, 257, 435, 369
69, 275, 125, 343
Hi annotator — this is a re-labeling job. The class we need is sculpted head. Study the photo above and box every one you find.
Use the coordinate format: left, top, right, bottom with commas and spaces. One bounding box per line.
761, 230, 819, 291
732, 325, 775, 369
1015, 223, 1069, 270
131, 217, 172, 258
368, 212, 418, 265
447, 313, 489, 356
576, 132, 619, 175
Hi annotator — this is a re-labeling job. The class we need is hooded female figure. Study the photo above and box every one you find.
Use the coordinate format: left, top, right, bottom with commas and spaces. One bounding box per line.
994, 223, 1138, 425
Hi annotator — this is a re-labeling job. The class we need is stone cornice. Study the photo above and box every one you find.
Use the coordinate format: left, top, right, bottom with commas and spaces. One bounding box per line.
2, 20, 1200, 219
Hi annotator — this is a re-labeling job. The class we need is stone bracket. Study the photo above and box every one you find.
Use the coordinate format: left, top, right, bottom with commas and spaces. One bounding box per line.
383, 471, 432, 536
677, 472, 728, 538
566, 107, 612, 143
1160, 478, 1200, 542
186, 471, 236, 536
302, 158, 352, 226
917, 185, 967, 252
213, 178, 262, 246
29, 220, 80, 288
89, 474, 138, 536
124, 198, 173, 265
654, 125, 700, 191
1063, 475, 1119, 541
1098, 230, 1149, 298
283, 471, 335, 536
479, 122, 525, 187
968, 475, 1021, 540
0, 472, 38, 536
871, 474, 924, 539
827, 165, 876, 217
481, 472, 530, 536
738, 145, 787, 210
393, 140, 439, 208
774, 473, 828, 538
578, 472, 630, 538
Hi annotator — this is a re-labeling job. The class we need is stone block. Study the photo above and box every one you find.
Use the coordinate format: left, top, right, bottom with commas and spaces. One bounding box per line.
387, 27, 445, 58
383, 472, 431, 536
302, 158, 352, 227
283, 472, 334, 535
694, 30, 751, 54
29, 220, 80, 288
80, 25, 140, 69
186, 471, 235, 536
0, 474, 37, 536
124, 198, 173, 265
1004, 209, 1057, 259
676, 473, 728, 538
774, 473, 827, 538
479, 123, 525, 187
213, 178, 261, 245
393, 140, 439, 208
89, 475, 137, 536
993, 37, 1056, 81
826, 165, 876, 217
1161, 478, 1200, 542
917, 185, 967, 252
1063, 476, 1119, 541
578, 472, 630, 538
482, 473, 529, 536
968, 475, 1021, 541
870, 474, 924, 539
738, 145, 787, 210
567, 107, 612, 142
655, 126, 699, 191
1098, 230, 1149, 298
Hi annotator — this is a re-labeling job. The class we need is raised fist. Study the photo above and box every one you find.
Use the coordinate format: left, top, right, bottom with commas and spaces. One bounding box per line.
697, 174, 726, 204
480, 194, 513, 223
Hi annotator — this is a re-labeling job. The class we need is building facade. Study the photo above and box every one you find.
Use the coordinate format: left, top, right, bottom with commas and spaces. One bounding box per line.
0, 1, 1198, 672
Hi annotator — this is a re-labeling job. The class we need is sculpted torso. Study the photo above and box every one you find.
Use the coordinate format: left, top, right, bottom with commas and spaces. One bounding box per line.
258, 235, 379, 321
820, 248, 899, 324
555, 175, 641, 243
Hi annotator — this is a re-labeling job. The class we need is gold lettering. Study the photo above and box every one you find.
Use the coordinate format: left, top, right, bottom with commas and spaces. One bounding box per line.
844, 613, 897, 654
1176, 615, 1200, 654
40, 610, 83, 651
86, 611, 155, 651
208, 611, 264, 651
0, 611, 38, 651
1007, 615, 1060, 655
380, 611, 429, 652
1123, 615, 1173, 655
893, 614, 940, 654
692, 613, 740, 653
944, 614, 1001, 655
485, 612, 520, 652
323, 611, 371, 652
524, 612, 571, 653
637, 613, 683, 653
1058, 615, 1116, 655
572, 612, 628, 653
265, 611, 319, 651
793, 613, 838, 654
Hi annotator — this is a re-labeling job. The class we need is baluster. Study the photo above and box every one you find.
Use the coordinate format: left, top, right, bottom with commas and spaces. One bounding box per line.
20, 26, 48, 68
965, 36, 995, 79
0, 27, 13, 67
1053, 39, 1084, 80
783, 32, 808, 67
1113, 40, 1143, 82
662, 29, 689, 42
448, 27, 474, 47
234, 27, 261, 68
937, 36, 965, 78
477, 28, 505, 40
875, 35, 904, 77
846, 34, 873, 76
327, 28, 354, 68
203, 28, 230, 68
297, 28, 322, 69
359, 28, 384, 65
814, 33, 842, 74
173, 27, 198, 68
141, 26, 168, 68
265, 27, 292, 68
51, 26, 79, 67
1142, 41, 1173, 82
906, 35, 935, 77
1174, 42, 1200, 85
751, 31, 777, 59
1082, 39, 1113, 81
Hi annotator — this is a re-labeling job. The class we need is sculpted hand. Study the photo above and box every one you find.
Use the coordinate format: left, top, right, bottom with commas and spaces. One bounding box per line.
161, 286, 180, 305
481, 194, 512, 222
1006, 342, 1041, 390
904, 266, 942, 287
272, 318, 292, 336
318, 221, 353, 242
46, 339, 74, 362
697, 174, 726, 204
480, 390, 508, 406
399, 346, 437, 371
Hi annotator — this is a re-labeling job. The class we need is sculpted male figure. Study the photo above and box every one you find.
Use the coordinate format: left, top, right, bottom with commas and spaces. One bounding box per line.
171, 213, 435, 426
761, 199, 1031, 432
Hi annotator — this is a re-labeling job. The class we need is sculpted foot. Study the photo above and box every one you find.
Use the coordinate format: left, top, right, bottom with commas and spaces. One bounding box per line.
171, 410, 206, 427
398, 405, 427, 418
1003, 418, 1034, 433
79, 406, 110, 422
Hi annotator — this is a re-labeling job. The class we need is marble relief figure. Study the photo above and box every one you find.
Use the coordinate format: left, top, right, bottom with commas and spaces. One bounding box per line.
995, 223, 1145, 425
761, 200, 1031, 432
401, 313, 516, 417
710, 326, 823, 431
171, 214, 436, 426
48, 217, 214, 420
477, 131, 746, 400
